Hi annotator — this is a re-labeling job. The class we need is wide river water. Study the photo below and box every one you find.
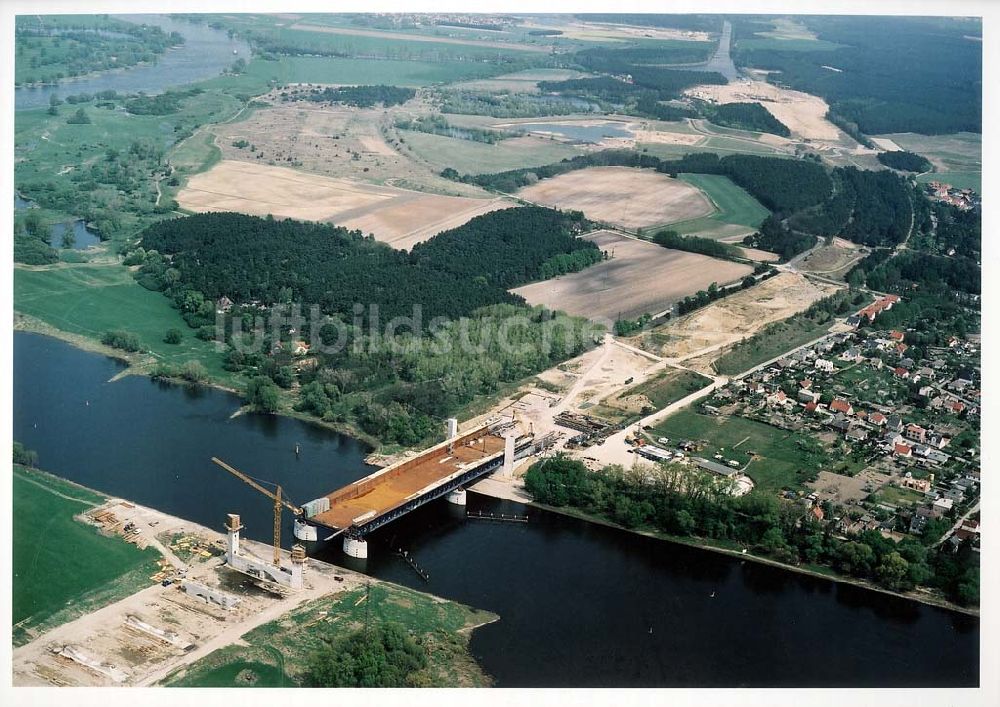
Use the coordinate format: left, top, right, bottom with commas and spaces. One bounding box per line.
12, 332, 979, 687
15, 15, 250, 111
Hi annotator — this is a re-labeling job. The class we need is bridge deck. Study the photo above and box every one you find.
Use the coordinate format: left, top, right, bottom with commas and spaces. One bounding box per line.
309, 430, 506, 532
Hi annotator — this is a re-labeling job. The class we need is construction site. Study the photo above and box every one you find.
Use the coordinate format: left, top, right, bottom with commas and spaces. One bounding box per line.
11, 497, 368, 687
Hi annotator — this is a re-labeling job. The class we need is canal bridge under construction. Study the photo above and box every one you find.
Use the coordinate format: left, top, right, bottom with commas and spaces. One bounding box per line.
294, 422, 546, 558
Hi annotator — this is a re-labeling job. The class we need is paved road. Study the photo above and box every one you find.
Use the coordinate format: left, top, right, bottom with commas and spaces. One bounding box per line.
933, 498, 980, 549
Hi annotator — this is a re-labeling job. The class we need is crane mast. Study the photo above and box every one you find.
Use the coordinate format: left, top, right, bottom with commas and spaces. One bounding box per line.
211, 457, 302, 567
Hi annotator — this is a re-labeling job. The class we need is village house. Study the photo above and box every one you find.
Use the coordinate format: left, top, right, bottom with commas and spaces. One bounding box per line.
814, 358, 835, 373
901, 475, 931, 493
905, 424, 926, 444
798, 389, 821, 404
886, 414, 903, 432
839, 347, 864, 363
869, 412, 887, 427
889, 330, 905, 342
894, 443, 913, 458
830, 398, 853, 415
215, 295, 234, 313
893, 367, 910, 379
292, 340, 311, 356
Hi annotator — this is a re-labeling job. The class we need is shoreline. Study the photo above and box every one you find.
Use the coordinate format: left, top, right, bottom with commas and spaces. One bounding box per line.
13, 465, 498, 687
521, 498, 979, 618
12, 316, 382, 449
13, 322, 979, 618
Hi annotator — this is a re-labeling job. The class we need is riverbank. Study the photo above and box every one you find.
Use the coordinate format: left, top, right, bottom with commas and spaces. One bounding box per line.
12, 465, 497, 687
521, 497, 979, 617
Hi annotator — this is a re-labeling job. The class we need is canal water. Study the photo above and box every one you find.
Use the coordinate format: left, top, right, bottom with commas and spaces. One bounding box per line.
12, 332, 979, 687
15, 15, 250, 111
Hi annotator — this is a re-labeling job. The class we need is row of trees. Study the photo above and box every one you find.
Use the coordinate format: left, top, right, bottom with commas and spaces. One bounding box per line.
877, 150, 932, 173
701, 102, 791, 137
652, 229, 742, 260
307, 85, 415, 108
741, 215, 817, 261
524, 456, 978, 605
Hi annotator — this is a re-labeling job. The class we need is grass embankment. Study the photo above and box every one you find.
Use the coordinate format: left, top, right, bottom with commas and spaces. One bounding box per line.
649, 408, 861, 492
668, 173, 770, 238
13, 465, 162, 646
713, 315, 832, 375
162, 583, 497, 688
13, 264, 235, 384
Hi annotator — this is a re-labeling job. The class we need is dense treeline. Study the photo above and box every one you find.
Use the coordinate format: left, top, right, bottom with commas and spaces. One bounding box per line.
305, 622, 428, 687
787, 167, 914, 247
295, 304, 596, 445
742, 215, 817, 260
138, 210, 596, 327
124, 88, 203, 115
439, 90, 595, 118
652, 229, 741, 260
524, 456, 978, 606
929, 203, 980, 259
732, 16, 981, 134
307, 85, 415, 108
448, 149, 831, 215
410, 207, 594, 289
702, 102, 790, 137
858, 251, 981, 296
877, 150, 931, 173
13, 211, 58, 265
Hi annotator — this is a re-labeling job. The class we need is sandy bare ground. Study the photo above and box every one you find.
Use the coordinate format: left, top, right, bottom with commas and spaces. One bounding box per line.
798, 241, 864, 277
288, 22, 552, 52
517, 167, 714, 229
12, 500, 365, 687
178, 160, 510, 250
735, 246, 781, 262
870, 137, 903, 152
685, 80, 843, 141
631, 129, 705, 146
512, 230, 752, 321
629, 271, 841, 362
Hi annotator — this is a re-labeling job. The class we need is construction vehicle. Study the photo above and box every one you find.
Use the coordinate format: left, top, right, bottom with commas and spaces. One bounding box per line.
211, 457, 303, 567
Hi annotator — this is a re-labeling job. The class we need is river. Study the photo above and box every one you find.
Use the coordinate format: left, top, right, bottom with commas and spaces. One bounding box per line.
15, 14, 250, 111
12, 331, 979, 687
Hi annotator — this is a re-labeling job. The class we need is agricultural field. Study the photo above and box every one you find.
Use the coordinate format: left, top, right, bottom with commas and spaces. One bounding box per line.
178, 160, 509, 250
162, 583, 496, 688
667, 173, 770, 239
451, 68, 593, 94
630, 272, 839, 365
878, 132, 982, 192
649, 409, 841, 493
516, 167, 714, 230
401, 131, 586, 175
13, 466, 162, 646
511, 230, 752, 322
13, 265, 234, 382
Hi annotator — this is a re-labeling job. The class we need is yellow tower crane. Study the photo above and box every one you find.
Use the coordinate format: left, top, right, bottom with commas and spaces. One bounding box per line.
211, 457, 303, 567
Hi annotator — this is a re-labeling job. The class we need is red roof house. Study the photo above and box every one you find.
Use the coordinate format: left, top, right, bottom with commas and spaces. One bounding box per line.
830, 398, 853, 415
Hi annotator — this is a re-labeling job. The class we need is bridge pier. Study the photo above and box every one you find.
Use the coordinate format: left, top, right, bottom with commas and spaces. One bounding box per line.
445, 488, 467, 506
343, 535, 368, 559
